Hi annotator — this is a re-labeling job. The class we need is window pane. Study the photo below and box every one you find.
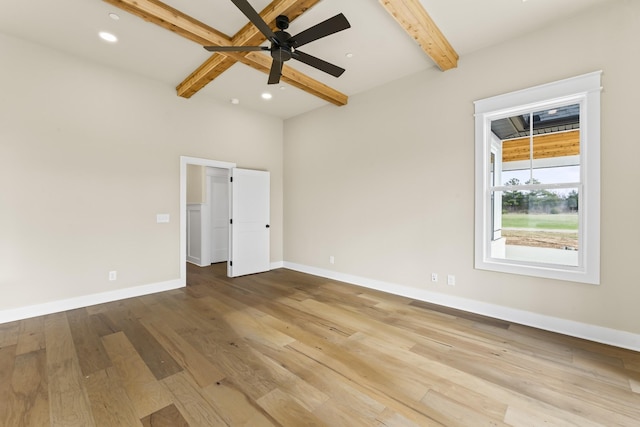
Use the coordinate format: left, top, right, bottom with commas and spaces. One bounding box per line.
493, 104, 581, 186
491, 114, 531, 141
490, 188, 579, 267
532, 104, 580, 182
530, 105, 580, 135
502, 165, 580, 186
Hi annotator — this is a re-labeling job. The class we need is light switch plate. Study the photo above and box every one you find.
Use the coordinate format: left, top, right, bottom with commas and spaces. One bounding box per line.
156, 213, 170, 223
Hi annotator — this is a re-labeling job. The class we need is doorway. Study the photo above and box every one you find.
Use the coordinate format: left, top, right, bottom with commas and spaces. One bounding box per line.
180, 157, 235, 284
180, 156, 271, 283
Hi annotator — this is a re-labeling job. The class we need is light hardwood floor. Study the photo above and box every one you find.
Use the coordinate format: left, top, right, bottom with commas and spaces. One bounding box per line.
1, 263, 639, 426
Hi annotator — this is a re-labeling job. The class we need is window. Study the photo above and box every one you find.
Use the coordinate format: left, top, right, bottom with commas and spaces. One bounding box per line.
474, 72, 601, 284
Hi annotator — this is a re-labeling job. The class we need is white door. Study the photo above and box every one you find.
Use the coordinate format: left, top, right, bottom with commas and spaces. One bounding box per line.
208, 171, 229, 263
228, 168, 270, 277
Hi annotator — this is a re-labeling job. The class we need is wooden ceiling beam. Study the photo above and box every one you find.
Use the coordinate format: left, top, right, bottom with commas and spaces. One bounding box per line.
103, 0, 348, 106
379, 0, 458, 71
103, 0, 229, 46
177, 0, 323, 99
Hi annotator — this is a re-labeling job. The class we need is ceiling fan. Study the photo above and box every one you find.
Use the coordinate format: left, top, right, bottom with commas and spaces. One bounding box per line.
204, 0, 351, 85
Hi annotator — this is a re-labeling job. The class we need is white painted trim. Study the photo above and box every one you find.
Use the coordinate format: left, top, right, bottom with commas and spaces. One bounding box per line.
0, 279, 183, 324
474, 71, 603, 114
474, 72, 602, 284
282, 262, 640, 352
271, 261, 284, 269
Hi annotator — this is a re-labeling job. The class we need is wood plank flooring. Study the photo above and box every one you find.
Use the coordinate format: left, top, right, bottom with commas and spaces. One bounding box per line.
1, 263, 639, 426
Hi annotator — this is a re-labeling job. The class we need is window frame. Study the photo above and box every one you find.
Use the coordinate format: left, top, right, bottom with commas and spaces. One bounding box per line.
474, 71, 601, 284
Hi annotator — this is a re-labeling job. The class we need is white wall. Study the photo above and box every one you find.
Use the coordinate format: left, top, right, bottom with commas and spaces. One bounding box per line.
0, 32, 283, 314
284, 0, 640, 342
186, 165, 206, 204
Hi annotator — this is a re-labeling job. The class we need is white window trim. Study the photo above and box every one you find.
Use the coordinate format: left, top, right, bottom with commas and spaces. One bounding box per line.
474, 71, 601, 284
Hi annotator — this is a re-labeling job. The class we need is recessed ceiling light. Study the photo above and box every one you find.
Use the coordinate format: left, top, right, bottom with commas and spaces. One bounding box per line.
99, 31, 118, 43
279, 86, 286, 90
230, 98, 240, 105
108, 13, 120, 21
345, 52, 354, 58
261, 92, 272, 100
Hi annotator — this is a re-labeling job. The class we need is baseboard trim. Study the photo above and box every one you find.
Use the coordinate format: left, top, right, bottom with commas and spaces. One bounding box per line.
187, 260, 209, 268
283, 262, 640, 352
270, 261, 284, 270
0, 279, 185, 324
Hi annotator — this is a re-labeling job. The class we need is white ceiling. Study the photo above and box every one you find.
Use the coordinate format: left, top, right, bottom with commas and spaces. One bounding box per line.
0, 0, 611, 119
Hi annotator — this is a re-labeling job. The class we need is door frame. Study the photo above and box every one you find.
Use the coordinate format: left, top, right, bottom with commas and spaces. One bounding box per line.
180, 156, 236, 285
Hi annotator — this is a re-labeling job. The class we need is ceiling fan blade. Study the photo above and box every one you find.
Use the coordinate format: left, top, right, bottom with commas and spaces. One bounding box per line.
289, 13, 351, 48
204, 45, 268, 52
267, 59, 283, 84
231, 0, 277, 42
292, 50, 345, 78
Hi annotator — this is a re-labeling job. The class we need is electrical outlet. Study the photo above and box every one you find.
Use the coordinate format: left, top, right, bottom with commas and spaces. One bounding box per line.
431, 273, 438, 282
329, 256, 335, 264
109, 271, 117, 281
447, 275, 456, 286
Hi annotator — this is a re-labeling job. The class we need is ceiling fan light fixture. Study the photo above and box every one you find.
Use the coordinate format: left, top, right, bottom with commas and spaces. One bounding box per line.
99, 31, 118, 43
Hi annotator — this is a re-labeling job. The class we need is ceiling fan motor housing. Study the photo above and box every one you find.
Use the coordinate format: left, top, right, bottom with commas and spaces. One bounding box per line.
272, 30, 293, 61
